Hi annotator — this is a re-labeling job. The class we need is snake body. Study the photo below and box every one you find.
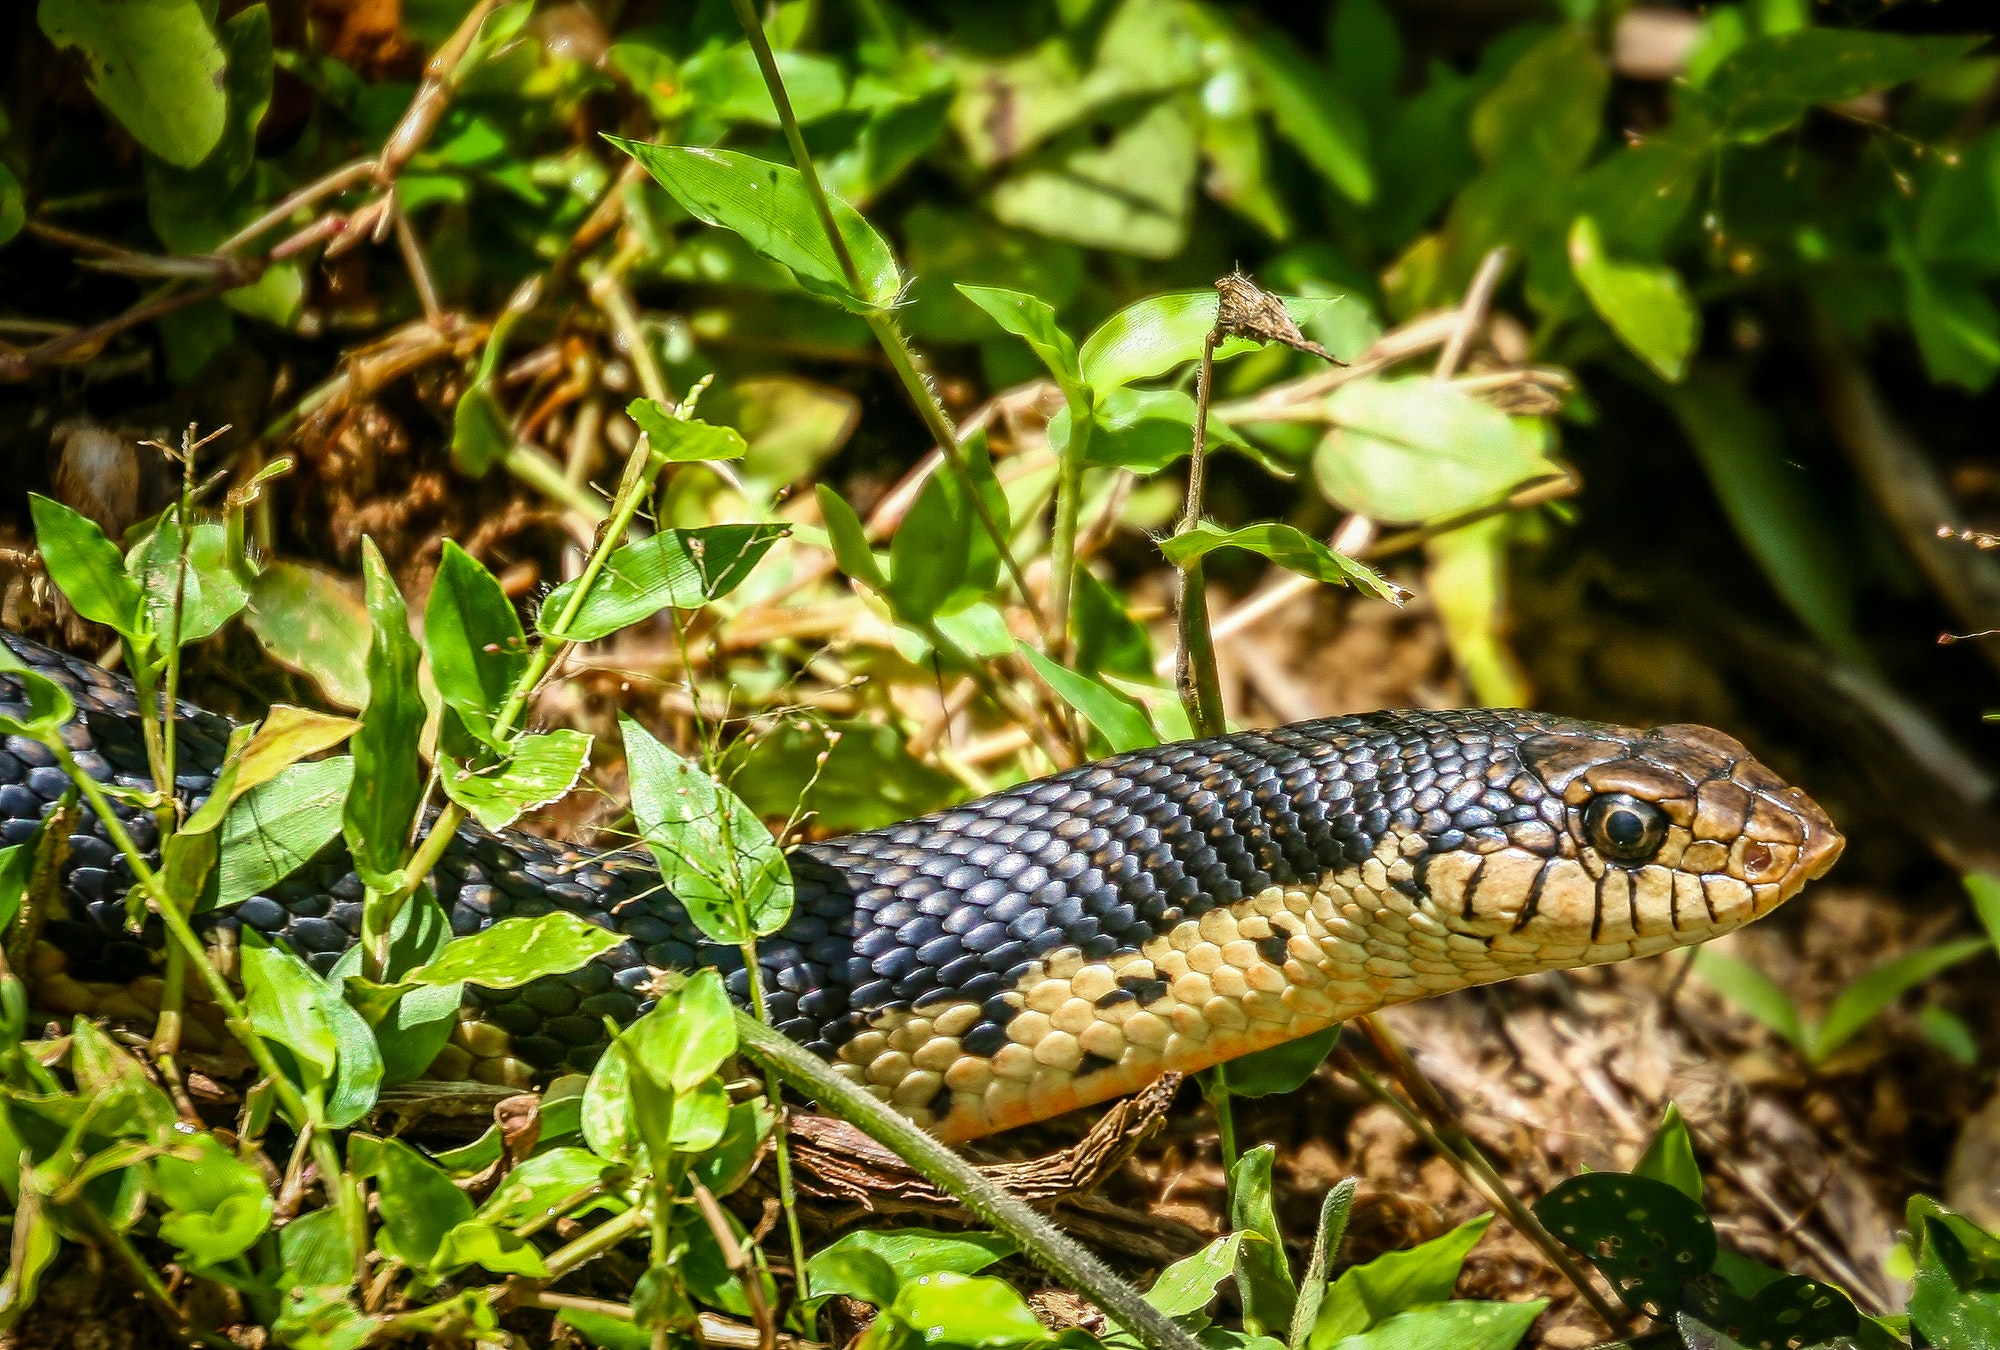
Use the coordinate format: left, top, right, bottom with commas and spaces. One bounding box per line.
1, 631, 1843, 1142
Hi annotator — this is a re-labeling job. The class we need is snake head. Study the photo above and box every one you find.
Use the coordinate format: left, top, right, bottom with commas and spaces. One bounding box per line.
1486, 721, 1844, 958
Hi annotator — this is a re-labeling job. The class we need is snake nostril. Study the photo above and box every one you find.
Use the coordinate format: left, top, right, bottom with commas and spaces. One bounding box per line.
1742, 841, 1774, 877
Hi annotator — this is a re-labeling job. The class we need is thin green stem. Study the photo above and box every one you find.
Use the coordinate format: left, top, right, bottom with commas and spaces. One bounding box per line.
734, 1011, 1203, 1350
1046, 419, 1086, 664
726, 0, 1031, 608
544, 1203, 650, 1279
1173, 335, 1225, 740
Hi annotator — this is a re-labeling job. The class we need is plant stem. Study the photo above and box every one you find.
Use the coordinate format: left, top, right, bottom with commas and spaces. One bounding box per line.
726, 0, 1031, 610
1173, 336, 1226, 740
733, 1012, 1204, 1350
1045, 411, 1087, 678
544, 1203, 650, 1279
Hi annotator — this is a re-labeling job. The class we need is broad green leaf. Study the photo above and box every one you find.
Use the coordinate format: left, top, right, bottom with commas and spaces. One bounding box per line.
1058, 387, 1258, 476
451, 383, 511, 477
1313, 378, 1556, 526
128, 516, 251, 646
0, 843, 31, 933
1902, 257, 2000, 392
1568, 216, 1697, 382
990, 97, 1198, 260
1634, 1103, 1703, 1204
1018, 643, 1156, 754
723, 717, 960, 834
888, 431, 1008, 625
1813, 937, 1989, 1063
276, 1208, 352, 1293
0, 1179, 58, 1328
342, 540, 424, 888
1311, 1215, 1493, 1346
816, 485, 889, 592
622, 715, 792, 943
27, 493, 145, 638
1694, 949, 1806, 1053
1682, 1273, 1860, 1350
1290, 1179, 1358, 1350
242, 560, 371, 710
809, 1231, 1014, 1302
612, 141, 902, 313
625, 969, 737, 1095
1241, 29, 1373, 204
888, 1272, 1049, 1349
957, 284, 1085, 405
1078, 291, 1349, 392
406, 911, 622, 990
440, 728, 592, 832
424, 540, 527, 749
368, 1137, 473, 1271
230, 706, 358, 800
581, 1039, 640, 1162
1920, 1002, 1980, 1066
0, 646, 76, 740
1221, 1025, 1341, 1098
1231, 1146, 1298, 1337
215, 756, 353, 911
154, 1132, 273, 1267
1161, 522, 1402, 601
1073, 568, 1154, 681
539, 525, 789, 643
1702, 30, 1983, 143
1324, 1299, 1545, 1350
1536, 1174, 1713, 1318
241, 932, 338, 1103
1148, 1233, 1245, 1324
679, 42, 846, 127
429, 1221, 551, 1279
627, 400, 750, 463
1470, 25, 1605, 176
809, 1246, 901, 1307
38, 0, 227, 167
0, 163, 23, 247
475, 1147, 612, 1228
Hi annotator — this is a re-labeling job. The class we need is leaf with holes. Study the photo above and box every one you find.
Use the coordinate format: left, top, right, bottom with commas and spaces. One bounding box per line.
1681, 1272, 1859, 1350
1535, 1173, 1715, 1319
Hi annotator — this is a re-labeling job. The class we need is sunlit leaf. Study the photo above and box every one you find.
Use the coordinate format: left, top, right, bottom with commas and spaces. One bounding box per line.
242, 560, 371, 710
1311, 1215, 1494, 1346
628, 399, 751, 463
1313, 378, 1556, 526
1813, 936, 1988, 1064
38, 0, 227, 167
215, 756, 352, 911
27, 493, 145, 639
1633, 1103, 1703, 1204
440, 728, 592, 831
425, 540, 527, 749
1231, 1146, 1297, 1338
539, 525, 788, 643
1161, 522, 1403, 601
1018, 643, 1156, 754
128, 516, 251, 646
406, 911, 622, 990
1568, 216, 1697, 382
342, 540, 424, 888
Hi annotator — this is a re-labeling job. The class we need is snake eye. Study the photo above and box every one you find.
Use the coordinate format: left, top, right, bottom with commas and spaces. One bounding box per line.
1583, 793, 1669, 863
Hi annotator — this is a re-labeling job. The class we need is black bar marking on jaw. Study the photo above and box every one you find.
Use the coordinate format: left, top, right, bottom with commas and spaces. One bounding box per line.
1457, 854, 1487, 922
1510, 861, 1552, 934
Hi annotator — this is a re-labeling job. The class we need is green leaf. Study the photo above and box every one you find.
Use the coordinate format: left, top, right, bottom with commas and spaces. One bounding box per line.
1920, 1002, 1980, 1066
888, 431, 1009, 626
1018, 643, 1156, 754
816, 485, 889, 592
622, 968, 736, 1116
1683, 1273, 1860, 1350
990, 97, 1198, 261
809, 1246, 901, 1308
1148, 1233, 1245, 1323
342, 540, 424, 887
430, 1221, 551, 1279
1323, 1299, 1545, 1350
957, 284, 1085, 405
539, 525, 789, 644
1289, 1179, 1357, 1350
424, 540, 527, 749
1702, 30, 1983, 143
1658, 372, 1864, 662
154, 1131, 273, 1267
1964, 873, 2000, 952
1568, 216, 1697, 383
1241, 29, 1373, 204
612, 141, 901, 313
38, 0, 227, 168
368, 1137, 474, 1271
474, 1147, 612, 1228
215, 756, 353, 911
1470, 26, 1606, 177
1911, 1211, 2000, 1350
1161, 522, 1402, 602
1633, 1103, 1703, 1204
809, 1231, 1014, 1301
241, 930, 382, 1125
1231, 1146, 1298, 1338
0, 1178, 59, 1327
440, 728, 593, 832
128, 516, 251, 646
1694, 950, 1806, 1053
1902, 259, 2000, 392
627, 400, 751, 464
1313, 378, 1556, 527
1220, 1025, 1341, 1099
888, 1271, 1050, 1350
28, 493, 146, 639
1536, 1174, 1714, 1319
406, 911, 622, 990
622, 715, 793, 943
231, 706, 359, 799
1310, 1215, 1493, 1347
0, 842, 32, 932
1061, 388, 1257, 477
1813, 937, 1989, 1063
722, 718, 960, 835
1078, 290, 1344, 393
243, 560, 372, 710
451, 383, 512, 477
0, 646, 76, 740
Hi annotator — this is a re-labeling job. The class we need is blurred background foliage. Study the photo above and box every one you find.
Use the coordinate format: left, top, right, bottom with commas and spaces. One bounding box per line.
6, 0, 2000, 1338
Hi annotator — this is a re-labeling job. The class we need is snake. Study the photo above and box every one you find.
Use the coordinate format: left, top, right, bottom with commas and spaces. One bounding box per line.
0, 629, 1844, 1143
